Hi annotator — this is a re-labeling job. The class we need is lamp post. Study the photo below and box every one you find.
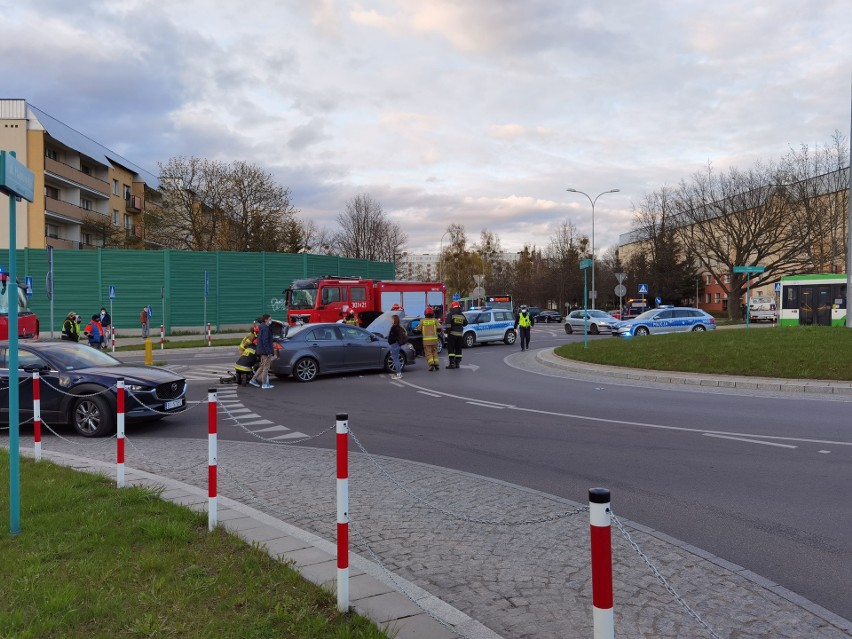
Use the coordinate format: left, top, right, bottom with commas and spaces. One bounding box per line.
566, 188, 619, 309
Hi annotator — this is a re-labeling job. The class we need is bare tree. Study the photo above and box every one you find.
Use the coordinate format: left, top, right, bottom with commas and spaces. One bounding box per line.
780, 132, 849, 273
441, 224, 480, 297
545, 220, 587, 311
674, 162, 808, 319
334, 194, 406, 261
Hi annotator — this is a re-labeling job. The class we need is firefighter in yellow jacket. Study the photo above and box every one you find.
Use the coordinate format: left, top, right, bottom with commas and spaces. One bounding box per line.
415, 306, 443, 371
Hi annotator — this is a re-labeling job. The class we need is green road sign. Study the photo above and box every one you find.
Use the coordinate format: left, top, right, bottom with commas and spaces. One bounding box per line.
579, 258, 592, 270
733, 265, 765, 274
0, 150, 35, 202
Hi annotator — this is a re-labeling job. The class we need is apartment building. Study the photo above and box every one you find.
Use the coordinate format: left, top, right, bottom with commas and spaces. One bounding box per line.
0, 99, 158, 250
397, 251, 521, 281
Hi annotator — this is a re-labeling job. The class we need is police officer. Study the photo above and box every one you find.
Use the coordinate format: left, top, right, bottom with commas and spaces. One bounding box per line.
445, 301, 467, 369
515, 304, 533, 351
61, 311, 80, 342
416, 306, 443, 371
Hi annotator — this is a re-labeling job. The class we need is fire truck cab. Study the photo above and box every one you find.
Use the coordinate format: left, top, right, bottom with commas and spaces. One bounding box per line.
285, 277, 446, 327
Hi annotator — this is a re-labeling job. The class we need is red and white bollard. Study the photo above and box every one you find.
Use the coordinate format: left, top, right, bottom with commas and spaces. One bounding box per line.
160, 324, 165, 350
207, 323, 212, 347
33, 372, 42, 461
336, 413, 349, 612
590, 487, 614, 639
116, 379, 125, 487
111, 326, 116, 352
208, 388, 218, 531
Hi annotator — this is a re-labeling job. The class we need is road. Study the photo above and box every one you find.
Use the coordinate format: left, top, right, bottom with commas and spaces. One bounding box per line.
95, 327, 852, 622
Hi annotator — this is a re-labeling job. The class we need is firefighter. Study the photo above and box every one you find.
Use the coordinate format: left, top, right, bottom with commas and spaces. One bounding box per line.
415, 306, 443, 371
343, 310, 358, 325
445, 301, 467, 369
234, 339, 258, 386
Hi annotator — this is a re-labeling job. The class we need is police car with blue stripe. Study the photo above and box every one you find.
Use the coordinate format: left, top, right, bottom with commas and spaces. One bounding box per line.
613, 306, 716, 337
462, 308, 517, 347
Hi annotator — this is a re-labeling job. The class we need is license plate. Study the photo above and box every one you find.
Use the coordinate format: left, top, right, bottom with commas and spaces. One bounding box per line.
164, 398, 184, 410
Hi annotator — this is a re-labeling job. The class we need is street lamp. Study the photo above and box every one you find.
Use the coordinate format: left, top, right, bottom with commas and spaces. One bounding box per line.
566, 188, 619, 309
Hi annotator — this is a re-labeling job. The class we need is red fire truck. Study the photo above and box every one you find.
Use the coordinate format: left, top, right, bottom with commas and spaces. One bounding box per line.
0, 267, 40, 340
284, 277, 447, 326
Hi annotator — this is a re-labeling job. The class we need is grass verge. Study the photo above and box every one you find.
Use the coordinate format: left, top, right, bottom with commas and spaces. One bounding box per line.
0, 452, 389, 639
554, 326, 852, 380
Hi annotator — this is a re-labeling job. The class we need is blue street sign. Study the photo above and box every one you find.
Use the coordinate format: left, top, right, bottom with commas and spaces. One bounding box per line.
204, 271, 209, 298
147, 305, 153, 318
774, 282, 781, 293
453, 293, 460, 301
24, 275, 33, 297
109, 285, 116, 300
655, 296, 662, 305
638, 284, 649, 294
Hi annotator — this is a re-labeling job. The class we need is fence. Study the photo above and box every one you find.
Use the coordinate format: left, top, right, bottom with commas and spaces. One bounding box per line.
1, 248, 395, 336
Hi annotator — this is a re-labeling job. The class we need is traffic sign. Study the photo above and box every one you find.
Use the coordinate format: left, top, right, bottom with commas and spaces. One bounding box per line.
614, 284, 626, 297
24, 275, 32, 297
638, 284, 649, 294
147, 305, 153, 318
470, 286, 486, 299
579, 258, 592, 270
452, 293, 460, 301
0, 150, 35, 202
615, 272, 626, 284
655, 296, 662, 305
774, 282, 781, 293
733, 265, 765, 274
109, 285, 116, 300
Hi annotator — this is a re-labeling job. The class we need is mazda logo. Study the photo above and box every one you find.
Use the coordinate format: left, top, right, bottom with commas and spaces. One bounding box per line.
171, 382, 178, 392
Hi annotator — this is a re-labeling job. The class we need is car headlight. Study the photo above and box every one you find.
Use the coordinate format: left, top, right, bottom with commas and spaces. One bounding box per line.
126, 384, 149, 391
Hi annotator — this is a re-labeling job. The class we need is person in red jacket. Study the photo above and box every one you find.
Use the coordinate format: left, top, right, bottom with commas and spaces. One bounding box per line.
83, 314, 104, 348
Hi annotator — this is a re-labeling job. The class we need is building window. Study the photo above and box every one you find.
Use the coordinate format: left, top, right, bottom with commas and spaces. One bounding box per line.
724, 275, 730, 284
705, 293, 711, 304
45, 223, 59, 239
45, 148, 58, 161
124, 214, 131, 229
82, 165, 92, 176
705, 274, 711, 285
123, 184, 131, 200
714, 293, 721, 304
113, 179, 119, 195
113, 210, 119, 225
81, 198, 92, 210
45, 185, 59, 200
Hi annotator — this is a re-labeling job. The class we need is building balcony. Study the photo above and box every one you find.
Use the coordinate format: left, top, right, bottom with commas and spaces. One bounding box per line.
45, 196, 96, 223
44, 156, 110, 197
125, 194, 142, 213
125, 225, 142, 239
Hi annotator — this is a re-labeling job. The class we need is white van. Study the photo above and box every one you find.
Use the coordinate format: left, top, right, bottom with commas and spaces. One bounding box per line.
748, 296, 777, 322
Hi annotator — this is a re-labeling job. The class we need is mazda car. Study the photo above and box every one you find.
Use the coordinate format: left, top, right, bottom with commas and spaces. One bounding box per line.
1, 340, 187, 437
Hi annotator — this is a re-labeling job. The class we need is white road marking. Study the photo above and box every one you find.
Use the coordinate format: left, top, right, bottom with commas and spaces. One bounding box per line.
418, 391, 442, 398
818, 450, 831, 454
466, 402, 506, 409
702, 433, 797, 448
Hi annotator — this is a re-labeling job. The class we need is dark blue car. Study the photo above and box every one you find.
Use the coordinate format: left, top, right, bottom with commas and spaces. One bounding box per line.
1, 340, 187, 437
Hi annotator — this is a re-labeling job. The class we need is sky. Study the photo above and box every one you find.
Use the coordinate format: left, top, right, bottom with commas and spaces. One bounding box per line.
3, 1, 850, 257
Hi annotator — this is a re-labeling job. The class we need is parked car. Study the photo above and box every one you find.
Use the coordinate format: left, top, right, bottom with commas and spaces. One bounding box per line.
462, 309, 517, 347
365, 311, 441, 357
537, 310, 563, 323
614, 307, 717, 337
525, 306, 542, 321
563, 309, 618, 335
0, 340, 187, 437
271, 321, 415, 382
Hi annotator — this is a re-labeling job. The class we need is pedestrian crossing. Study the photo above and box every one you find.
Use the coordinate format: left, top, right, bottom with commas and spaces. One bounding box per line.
173, 365, 309, 441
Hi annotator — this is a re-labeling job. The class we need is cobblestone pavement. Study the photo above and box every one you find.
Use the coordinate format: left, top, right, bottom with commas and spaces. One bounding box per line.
15, 423, 852, 639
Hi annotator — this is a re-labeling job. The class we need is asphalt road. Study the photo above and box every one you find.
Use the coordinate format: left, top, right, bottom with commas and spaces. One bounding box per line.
118, 327, 852, 621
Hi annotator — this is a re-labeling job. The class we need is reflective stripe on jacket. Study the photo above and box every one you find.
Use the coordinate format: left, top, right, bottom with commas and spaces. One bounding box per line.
420, 318, 439, 341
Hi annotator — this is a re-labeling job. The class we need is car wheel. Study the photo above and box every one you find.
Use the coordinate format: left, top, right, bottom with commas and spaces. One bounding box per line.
436, 339, 444, 354
590, 324, 600, 335
504, 329, 516, 345
564, 324, 573, 335
293, 357, 319, 382
692, 325, 707, 332
72, 394, 115, 437
635, 326, 650, 337
464, 332, 476, 348
384, 352, 406, 373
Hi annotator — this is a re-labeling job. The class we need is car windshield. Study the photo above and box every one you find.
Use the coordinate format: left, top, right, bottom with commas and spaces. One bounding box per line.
364, 310, 404, 338
633, 310, 662, 321
39, 343, 122, 371
463, 312, 482, 322
588, 310, 611, 318
287, 287, 317, 310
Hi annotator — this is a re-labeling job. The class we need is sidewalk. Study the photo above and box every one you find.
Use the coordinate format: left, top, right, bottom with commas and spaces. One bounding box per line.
16, 343, 852, 638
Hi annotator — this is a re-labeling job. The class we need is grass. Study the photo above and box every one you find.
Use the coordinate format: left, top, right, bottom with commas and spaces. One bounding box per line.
0, 452, 390, 639
554, 326, 852, 380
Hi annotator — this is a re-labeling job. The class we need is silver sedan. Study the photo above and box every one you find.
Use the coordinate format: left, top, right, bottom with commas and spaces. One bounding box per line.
563, 309, 617, 335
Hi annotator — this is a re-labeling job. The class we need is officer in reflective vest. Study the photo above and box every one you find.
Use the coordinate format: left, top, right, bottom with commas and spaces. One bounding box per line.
515, 304, 533, 351
416, 306, 443, 371
445, 301, 468, 369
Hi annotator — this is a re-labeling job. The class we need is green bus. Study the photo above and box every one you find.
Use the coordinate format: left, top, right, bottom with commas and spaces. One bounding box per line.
779, 274, 847, 327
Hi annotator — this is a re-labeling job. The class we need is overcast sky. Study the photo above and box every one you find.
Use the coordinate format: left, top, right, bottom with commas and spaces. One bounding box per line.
4, 1, 850, 256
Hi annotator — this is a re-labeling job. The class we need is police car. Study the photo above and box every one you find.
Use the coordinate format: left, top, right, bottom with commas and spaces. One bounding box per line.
613, 306, 716, 337
462, 308, 517, 347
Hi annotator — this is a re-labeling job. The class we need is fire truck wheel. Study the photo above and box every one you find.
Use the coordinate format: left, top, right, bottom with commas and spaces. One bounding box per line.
293, 357, 319, 382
